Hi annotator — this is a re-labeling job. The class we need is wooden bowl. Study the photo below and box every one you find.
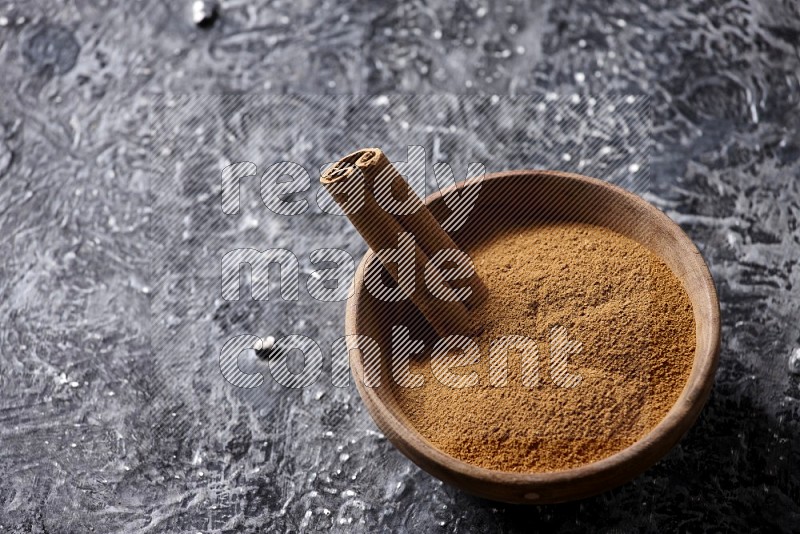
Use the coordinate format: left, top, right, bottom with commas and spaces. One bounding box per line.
345, 170, 720, 504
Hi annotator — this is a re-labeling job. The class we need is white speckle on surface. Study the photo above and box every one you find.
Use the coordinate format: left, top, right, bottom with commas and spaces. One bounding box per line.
69, 381, 80, 388
371, 96, 389, 106
0, 16, 8, 26
574, 72, 585, 83
259, 336, 276, 352
129, 275, 151, 294
748, 95, 759, 124
578, 39, 587, 48
240, 215, 258, 230
616, 18, 627, 27
192, 0, 217, 26
789, 348, 800, 374
516, 45, 525, 55
562, 153, 572, 162
629, 163, 641, 173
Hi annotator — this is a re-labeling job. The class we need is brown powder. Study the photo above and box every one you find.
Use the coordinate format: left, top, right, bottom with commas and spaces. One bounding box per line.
389, 222, 695, 472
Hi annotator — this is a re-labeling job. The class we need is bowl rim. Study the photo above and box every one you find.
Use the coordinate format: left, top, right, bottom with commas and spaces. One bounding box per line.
344, 169, 721, 498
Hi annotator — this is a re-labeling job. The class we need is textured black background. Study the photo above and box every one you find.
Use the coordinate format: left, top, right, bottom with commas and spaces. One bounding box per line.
1, 0, 799, 532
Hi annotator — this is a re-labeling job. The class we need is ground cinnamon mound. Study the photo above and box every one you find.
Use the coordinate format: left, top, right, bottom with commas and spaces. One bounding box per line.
391, 222, 695, 472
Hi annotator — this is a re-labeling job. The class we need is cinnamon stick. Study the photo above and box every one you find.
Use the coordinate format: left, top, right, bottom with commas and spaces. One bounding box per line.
321, 148, 487, 337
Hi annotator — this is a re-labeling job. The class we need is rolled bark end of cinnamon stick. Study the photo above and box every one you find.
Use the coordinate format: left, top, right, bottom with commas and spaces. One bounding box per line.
320, 148, 380, 185
321, 148, 487, 338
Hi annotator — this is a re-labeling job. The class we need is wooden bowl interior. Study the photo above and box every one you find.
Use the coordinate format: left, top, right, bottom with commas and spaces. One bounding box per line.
346, 171, 720, 503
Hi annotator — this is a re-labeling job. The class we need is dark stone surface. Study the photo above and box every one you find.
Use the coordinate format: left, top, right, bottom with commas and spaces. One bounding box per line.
0, 0, 799, 532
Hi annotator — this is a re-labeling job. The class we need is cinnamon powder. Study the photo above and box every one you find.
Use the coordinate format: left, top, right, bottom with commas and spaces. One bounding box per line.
390, 222, 695, 472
